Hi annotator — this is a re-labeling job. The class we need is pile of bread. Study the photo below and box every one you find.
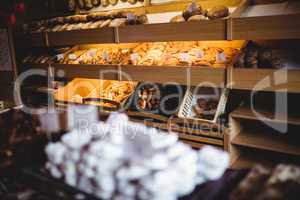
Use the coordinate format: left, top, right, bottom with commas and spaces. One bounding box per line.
23, 42, 239, 67
23, 11, 148, 33
69, 0, 145, 11
170, 2, 230, 22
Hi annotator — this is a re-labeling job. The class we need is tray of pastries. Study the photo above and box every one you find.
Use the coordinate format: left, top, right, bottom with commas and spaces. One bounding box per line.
126, 82, 186, 122
178, 86, 229, 123
31, 41, 241, 68
22, 10, 148, 33
53, 78, 137, 111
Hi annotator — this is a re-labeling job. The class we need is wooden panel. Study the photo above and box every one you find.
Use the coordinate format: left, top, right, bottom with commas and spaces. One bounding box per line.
180, 139, 206, 149
232, 130, 300, 156
176, 132, 223, 146
120, 65, 225, 86
15, 32, 46, 47
118, 21, 226, 43
231, 106, 300, 126
228, 68, 300, 93
231, 14, 300, 40
47, 28, 115, 46
51, 64, 118, 80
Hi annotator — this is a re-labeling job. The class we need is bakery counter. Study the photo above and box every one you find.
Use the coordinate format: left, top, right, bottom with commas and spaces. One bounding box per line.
229, 1, 300, 40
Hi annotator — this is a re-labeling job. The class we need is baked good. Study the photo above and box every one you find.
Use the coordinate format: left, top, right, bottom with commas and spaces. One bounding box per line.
109, 0, 118, 5
170, 15, 186, 23
101, 0, 109, 7
100, 19, 112, 27
193, 98, 218, 120
207, 5, 229, 19
137, 85, 160, 111
89, 20, 103, 29
188, 15, 208, 21
109, 18, 127, 27
91, 0, 101, 6
78, 0, 86, 9
128, 0, 137, 4
68, 0, 76, 11
84, 0, 94, 10
182, 2, 203, 21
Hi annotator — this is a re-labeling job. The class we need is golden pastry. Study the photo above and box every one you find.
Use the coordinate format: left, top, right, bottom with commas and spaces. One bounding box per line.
109, 0, 118, 5
68, 0, 76, 11
91, 0, 101, 6
84, 0, 93, 9
100, 19, 111, 27
128, 0, 137, 4
101, 0, 109, 7
89, 20, 103, 29
188, 15, 208, 21
170, 15, 185, 23
207, 5, 229, 19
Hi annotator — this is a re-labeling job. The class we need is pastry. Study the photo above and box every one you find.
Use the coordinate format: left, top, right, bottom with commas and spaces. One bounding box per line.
78, 0, 86, 9
128, 0, 137, 4
188, 15, 208, 21
101, 0, 109, 7
170, 15, 185, 23
207, 5, 229, 19
84, 0, 93, 9
68, 0, 76, 11
137, 14, 148, 24
91, 0, 101, 6
100, 19, 111, 27
109, 0, 118, 5
89, 20, 103, 29
109, 18, 127, 27
137, 85, 160, 111
182, 2, 203, 21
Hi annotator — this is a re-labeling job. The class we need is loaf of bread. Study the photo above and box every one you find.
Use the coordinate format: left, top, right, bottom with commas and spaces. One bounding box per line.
207, 5, 229, 19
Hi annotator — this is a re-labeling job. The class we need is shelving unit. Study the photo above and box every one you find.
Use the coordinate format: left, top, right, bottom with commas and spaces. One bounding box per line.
228, 106, 300, 169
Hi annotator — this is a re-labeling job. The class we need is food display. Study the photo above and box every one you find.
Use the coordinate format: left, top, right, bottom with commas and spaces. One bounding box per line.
192, 98, 219, 120
22, 11, 148, 33
54, 79, 137, 109
234, 42, 283, 69
23, 42, 240, 67
230, 164, 300, 200
137, 85, 160, 111
45, 113, 229, 200
170, 2, 230, 23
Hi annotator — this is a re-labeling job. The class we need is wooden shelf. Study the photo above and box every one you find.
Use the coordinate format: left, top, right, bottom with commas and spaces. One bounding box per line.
120, 65, 226, 87
231, 129, 300, 156
229, 2, 300, 40
118, 21, 226, 43
228, 68, 300, 93
180, 139, 206, 149
51, 64, 119, 80
231, 106, 300, 126
47, 28, 115, 46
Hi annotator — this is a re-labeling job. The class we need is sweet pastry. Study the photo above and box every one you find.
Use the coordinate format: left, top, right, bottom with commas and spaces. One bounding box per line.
91, 0, 101, 6
101, 0, 109, 7
188, 15, 208, 21
109, 0, 118, 5
109, 18, 127, 27
128, 0, 137, 4
68, 0, 76, 11
170, 15, 186, 23
207, 5, 229, 19
84, 0, 94, 10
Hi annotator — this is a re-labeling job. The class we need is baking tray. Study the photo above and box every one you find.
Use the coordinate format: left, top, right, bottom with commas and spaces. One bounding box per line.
125, 82, 187, 122
178, 87, 229, 124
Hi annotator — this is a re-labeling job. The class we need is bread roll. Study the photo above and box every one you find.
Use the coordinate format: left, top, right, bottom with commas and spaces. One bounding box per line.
84, 0, 93, 10
207, 5, 229, 19
78, 0, 86, 9
91, 0, 101, 6
182, 3, 202, 21
101, 0, 109, 7
109, 0, 118, 5
128, 0, 137, 4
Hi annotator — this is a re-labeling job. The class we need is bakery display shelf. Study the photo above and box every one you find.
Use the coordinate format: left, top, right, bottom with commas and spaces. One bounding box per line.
229, 2, 300, 40
232, 129, 300, 157
120, 65, 226, 87
231, 106, 300, 126
176, 132, 223, 147
180, 139, 206, 149
51, 63, 119, 80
